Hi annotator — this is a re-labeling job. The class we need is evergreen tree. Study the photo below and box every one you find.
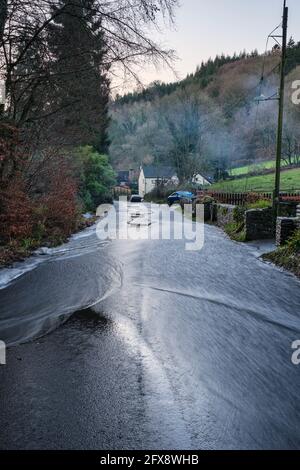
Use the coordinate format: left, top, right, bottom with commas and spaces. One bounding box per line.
48, 0, 110, 152
286, 37, 300, 75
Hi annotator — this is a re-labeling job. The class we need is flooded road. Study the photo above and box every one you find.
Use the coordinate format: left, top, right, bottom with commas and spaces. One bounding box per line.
0, 203, 300, 450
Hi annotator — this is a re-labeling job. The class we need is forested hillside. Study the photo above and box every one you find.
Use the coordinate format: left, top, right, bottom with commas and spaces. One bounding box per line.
109, 40, 300, 182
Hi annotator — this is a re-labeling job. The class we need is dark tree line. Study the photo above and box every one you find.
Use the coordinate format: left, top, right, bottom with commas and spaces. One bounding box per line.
116, 49, 260, 105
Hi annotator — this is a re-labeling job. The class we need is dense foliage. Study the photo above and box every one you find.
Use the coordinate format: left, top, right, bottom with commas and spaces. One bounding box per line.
76, 146, 116, 211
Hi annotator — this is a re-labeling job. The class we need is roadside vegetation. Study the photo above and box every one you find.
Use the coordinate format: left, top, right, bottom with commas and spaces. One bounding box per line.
263, 230, 300, 278
178, 192, 272, 244
221, 200, 272, 243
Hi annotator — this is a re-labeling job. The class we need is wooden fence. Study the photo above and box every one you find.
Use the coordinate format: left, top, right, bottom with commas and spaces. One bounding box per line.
197, 190, 300, 206
113, 186, 131, 198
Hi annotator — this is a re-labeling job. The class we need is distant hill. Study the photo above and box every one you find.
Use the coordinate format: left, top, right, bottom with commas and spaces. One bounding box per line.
109, 40, 300, 181
116, 50, 261, 105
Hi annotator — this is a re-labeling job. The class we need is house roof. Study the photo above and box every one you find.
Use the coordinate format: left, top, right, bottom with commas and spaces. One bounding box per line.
142, 166, 177, 179
117, 170, 130, 181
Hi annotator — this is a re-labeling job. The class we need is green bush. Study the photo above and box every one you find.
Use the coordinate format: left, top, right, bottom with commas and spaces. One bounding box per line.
263, 230, 300, 278
246, 200, 271, 210
20, 238, 36, 250
224, 222, 246, 242
75, 146, 116, 211
202, 196, 215, 204
32, 220, 46, 242
286, 230, 300, 253
233, 206, 246, 224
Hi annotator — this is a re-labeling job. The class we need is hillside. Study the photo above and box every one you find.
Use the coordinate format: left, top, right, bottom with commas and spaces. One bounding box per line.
109, 40, 300, 185
116, 50, 260, 105
211, 167, 300, 192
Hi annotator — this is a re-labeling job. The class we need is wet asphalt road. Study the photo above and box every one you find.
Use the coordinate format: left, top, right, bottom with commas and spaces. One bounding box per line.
0, 203, 300, 450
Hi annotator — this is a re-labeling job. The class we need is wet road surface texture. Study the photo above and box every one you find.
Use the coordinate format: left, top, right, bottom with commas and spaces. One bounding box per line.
0, 203, 300, 450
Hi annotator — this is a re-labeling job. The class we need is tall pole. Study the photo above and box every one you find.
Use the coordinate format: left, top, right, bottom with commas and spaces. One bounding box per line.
274, 0, 288, 214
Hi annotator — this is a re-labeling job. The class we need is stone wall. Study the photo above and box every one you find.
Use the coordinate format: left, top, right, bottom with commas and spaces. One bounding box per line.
212, 203, 236, 227
278, 202, 298, 217
211, 204, 275, 241
207, 203, 300, 243
276, 205, 300, 246
244, 208, 275, 241
203, 202, 213, 222
276, 218, 299, 246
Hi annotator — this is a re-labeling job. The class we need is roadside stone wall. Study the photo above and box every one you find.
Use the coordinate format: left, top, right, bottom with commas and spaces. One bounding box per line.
244, 208, 275, 241
276, 218, 299, 246
278, 202, 298, 217
212, 203, 236, 227
276, 205, 300, 246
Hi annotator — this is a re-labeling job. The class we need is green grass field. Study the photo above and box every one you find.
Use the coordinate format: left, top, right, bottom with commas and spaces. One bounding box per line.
229, 157, 299, 177
211, 167, 300, 192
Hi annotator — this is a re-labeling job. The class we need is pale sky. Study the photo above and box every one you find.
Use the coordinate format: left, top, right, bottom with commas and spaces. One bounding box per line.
122, 0, 300, 90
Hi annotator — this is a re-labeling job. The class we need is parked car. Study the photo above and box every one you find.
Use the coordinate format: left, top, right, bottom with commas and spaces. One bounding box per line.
130, 194, 143, 203
167, 191, 195, 206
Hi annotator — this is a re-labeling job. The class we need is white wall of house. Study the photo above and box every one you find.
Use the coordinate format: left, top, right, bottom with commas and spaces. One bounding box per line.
192, 174, 211, 186
138, 168, 146, 196
170, 175, 179, 186
139, 168, 179, 197
138, 174, 161, 196
144, 178, 156, 196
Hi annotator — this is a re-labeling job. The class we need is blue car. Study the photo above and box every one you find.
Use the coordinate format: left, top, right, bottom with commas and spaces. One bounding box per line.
167, 191, 195, 206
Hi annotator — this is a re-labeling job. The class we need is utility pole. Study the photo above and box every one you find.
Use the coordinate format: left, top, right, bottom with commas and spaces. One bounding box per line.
274, 0, 288, 214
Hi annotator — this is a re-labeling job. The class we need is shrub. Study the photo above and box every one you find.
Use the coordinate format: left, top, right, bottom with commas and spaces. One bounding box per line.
224, 221, 246, 242
247, 199, 271, 210
195, 195, 215, 204
233, 206, 246, 224
0, 177, 33, 244
286, 230, 300, 253
75, 146, 116, 211
38, 171, 79, 239
263, 230, 300, 278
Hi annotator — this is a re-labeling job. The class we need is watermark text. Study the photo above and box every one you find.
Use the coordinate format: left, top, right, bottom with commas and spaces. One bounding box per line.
96, 198, 205, 252
0, 340, 6, 365
291, 340, 300, 366
291, 80, 300, 105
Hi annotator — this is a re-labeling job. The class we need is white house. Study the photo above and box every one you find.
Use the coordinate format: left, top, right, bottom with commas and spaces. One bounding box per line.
138, 166, 179, 197
192, 173, 212, 186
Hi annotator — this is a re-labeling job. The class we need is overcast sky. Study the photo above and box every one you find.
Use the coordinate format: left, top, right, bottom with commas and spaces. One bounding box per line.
120, 0, 300, 91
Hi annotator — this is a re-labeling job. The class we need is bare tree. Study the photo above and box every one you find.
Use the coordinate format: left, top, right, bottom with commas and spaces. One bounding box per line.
0, 0, 178, 186
0, 0, 178, 170
1, 0, 178, 116
0, 0, 7, 43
